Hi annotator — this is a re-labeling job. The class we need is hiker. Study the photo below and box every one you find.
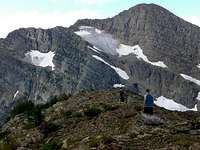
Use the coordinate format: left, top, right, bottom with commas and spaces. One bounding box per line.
120, 89, 125, 102
144, 89, 154, 115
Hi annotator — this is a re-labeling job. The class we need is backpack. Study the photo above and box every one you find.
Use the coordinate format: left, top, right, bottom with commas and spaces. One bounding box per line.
145, 94, 154, 107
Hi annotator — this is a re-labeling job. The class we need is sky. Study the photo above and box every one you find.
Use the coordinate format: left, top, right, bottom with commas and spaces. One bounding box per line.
0, 0, 200, 38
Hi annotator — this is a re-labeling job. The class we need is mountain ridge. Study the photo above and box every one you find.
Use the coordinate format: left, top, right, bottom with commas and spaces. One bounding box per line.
0, 3, 200, 125
1, 89, 200, 149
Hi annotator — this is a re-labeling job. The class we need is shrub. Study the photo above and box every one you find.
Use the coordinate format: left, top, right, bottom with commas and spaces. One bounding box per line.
84, 106, 102, 118
134, 105, 143, 112
39, 93, 71, 110
71, 112, 83, 118
10, 100, 43, 128
0, 137, 17, 150
89, 135, 114, 148
64, 111, 72, 119
40, 140, 61, 150
39, 122, 60, 136
10, 101, 34, 118
102, 104, 119, 112
190, 119, 200, 129
25, 105, 42, 128
0, 130, 9, 140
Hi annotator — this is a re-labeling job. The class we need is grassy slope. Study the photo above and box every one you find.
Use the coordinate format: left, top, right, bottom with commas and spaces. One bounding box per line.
1, 89, 200, 150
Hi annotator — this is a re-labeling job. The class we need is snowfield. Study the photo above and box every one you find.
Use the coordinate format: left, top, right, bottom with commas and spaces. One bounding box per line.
197, 92, 200, 100
92, 55, 129, 80
75, 26, 167, 68
180, 74, 200, 86
88, 46, 101, 54
113, 84, 125, 88
25, 50, 55, 70
75, 26, 119, 55
155, 96, 197, 112
116, 44, 167, 68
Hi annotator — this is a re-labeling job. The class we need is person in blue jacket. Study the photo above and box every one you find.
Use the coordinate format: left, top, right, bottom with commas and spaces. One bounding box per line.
144, 89, 154, 115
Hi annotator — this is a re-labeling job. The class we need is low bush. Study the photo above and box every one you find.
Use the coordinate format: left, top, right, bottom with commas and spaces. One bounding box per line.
0, 130, 9, 140
25, 105, 42, 128
71, 112, 83, 118
64, 111, 73, 119
40, 140, 61, 150
102, 104, 119, 112
84, 106, 102, 118
0, 137, 17, 150
39, 93, 71, 110
39, 122, 60, 136
89, 135, 114, 148
10, 101, 34, 118
10, 101, 43, 128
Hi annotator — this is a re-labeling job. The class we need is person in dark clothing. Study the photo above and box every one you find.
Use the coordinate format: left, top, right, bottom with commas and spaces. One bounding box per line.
120, 89, 125, 102
144, 89, 154, 115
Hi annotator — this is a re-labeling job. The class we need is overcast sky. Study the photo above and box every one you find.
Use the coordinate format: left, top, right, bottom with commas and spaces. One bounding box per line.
0, 0, 200, 38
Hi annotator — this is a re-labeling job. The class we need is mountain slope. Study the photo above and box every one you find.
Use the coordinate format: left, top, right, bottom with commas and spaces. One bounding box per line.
72, 3, 200, 75
0, 3, 200, 124
0, 27, 122, 125
1, 89, 200, 149
71, 3, 200, 108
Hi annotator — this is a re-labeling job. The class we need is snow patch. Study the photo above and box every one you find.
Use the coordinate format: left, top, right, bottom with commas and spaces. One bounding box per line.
155, 96, 197, 112
196, 92, 200, 101
93, 46, 102, 52
92, 55, 129, 80
197, 64, 200, 69
180, 74, 200, 86
75, 26, 167, 68
77, 26, 102, 34
75, 26, 119, 55
13, 90, 19, 99
117, 44, 168, 68
113, 84, 125, 88
95, 28, 102, 34
25, 50, 55, 70
88, 46, 100, 54
74, 30, 91, 36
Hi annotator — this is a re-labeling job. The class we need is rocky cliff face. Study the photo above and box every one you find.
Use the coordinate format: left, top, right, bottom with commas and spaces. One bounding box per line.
0, 27, 121, 125
72, 4, 200, 76
71, 3, 200, 107
0, 3, 200, 124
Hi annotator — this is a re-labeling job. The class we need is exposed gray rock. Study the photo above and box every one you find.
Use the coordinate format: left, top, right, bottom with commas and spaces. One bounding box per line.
0, 3, 200, 125
71, 3, 200, 108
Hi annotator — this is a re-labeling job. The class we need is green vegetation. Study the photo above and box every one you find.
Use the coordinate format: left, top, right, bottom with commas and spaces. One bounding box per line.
39, 140, 61, 150
190, 119, 200, 130
84, 106, 102, 118
9, 94, 72, 128
25, 105, 42, 128
10, 101, 34, 118
0, 130, 9, 140
64, 104, 119, 120
64, 111, 73, 118
71, 112, 83, 118
0, 137, 17, 150
10, 101, 42, 128
39, 93, 71, 110
39, 122, 60, 134
173, 134, 200, 147
101, 103, 119, 112
88, 135, 114, 148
